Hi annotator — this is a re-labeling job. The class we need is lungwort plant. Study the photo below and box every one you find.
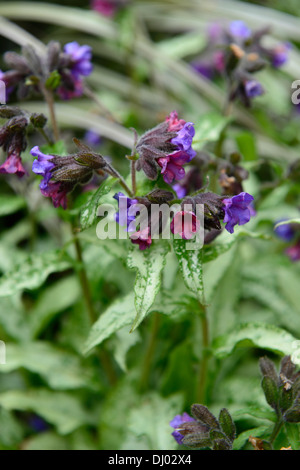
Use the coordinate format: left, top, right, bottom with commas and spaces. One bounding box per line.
0, 0, 299, 451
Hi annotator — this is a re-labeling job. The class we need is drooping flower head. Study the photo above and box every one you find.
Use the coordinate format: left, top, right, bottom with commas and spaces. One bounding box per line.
0, 115, 28, 177
136, 111, 196, 185
222, 192, 255, 233
31, 140, 106, 209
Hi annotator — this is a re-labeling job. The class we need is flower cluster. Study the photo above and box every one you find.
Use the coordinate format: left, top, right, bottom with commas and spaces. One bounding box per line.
170, 404, 236, 450
274, 219, 300, 262
259, 355, 300, 424
0, 105, 48, 177
192, 20, 291, 106
31, 139, 106, 208
136, 111, 196, 184
0, 41, 93, 102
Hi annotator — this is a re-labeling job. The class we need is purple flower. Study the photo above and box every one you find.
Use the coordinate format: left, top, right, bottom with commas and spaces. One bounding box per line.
130, 226, 152, 250
271, 42, 292, 68
170, 413, 195, 445
222, 192, 255, 233
113, 192, 138, 229
172, 183, 187, 199
274, 219, 295, 242
85, 130, 102, 147
57, 77, 84, 101
192, 61, 215, 80
229, 20, 252, 40
245, 80, 264, 98
136, 111, 196, 185
31, 146, 69, 209
0, 152, 26, 177
157, 118, 196, 185
64, 42, 93, 79
285, 240, 300, 262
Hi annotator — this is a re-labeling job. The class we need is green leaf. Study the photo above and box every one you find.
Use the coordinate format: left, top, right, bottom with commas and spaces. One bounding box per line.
0, 195, 25, 217
83, 292, 136, 355
29, 276, 81, 338
41, 139, 67, 156
0, 408, 24, 450
0, 389, 95, 435
0, 250, 71, 297
122, 392, 183, 450
213, 322, 298, 359
193, 113, 231, 150
0, 341, 98, 390
127, 241, 170, 332
173, 239, 204, 304
80, 177, 117, 231
233, 425, 271, 450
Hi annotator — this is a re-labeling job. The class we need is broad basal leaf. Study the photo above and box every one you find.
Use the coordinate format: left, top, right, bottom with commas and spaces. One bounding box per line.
127, 241, 170, 331
173, 238, 204, 304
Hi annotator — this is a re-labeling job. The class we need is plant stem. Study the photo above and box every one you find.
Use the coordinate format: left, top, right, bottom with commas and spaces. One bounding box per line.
73, 234, 97, 325
131, 160, 136, 196
270, 418, 283, 445
196, 303, 210, 404
106, 164, 134, 197
72, 226, 117, 386
139, 312, 160, 393
40, 84, 60, 142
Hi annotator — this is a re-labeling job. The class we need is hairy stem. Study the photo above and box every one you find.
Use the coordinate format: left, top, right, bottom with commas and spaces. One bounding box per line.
270, 418, 284, 445
196, 303, 210, 404
131, 160, 137, 196
40, 84, 60, 142
106, 164, 134, 197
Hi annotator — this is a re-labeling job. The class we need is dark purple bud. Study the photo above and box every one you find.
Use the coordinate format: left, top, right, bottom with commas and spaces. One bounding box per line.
271, 42, 292, 68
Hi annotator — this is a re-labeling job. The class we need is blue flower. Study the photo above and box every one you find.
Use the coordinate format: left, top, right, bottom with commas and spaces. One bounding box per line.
245, 80, 264, 98
113, 192, 138, 229
271, 42, 292, 68
64, 42, 93, 79
222, 192, 254, 233
229, 20, 252, 40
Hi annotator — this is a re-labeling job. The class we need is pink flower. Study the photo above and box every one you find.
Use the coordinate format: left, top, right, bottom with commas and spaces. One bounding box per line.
171, 211, 200, 240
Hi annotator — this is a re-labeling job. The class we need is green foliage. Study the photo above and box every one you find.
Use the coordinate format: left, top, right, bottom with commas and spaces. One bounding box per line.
0, 0, 299, 452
